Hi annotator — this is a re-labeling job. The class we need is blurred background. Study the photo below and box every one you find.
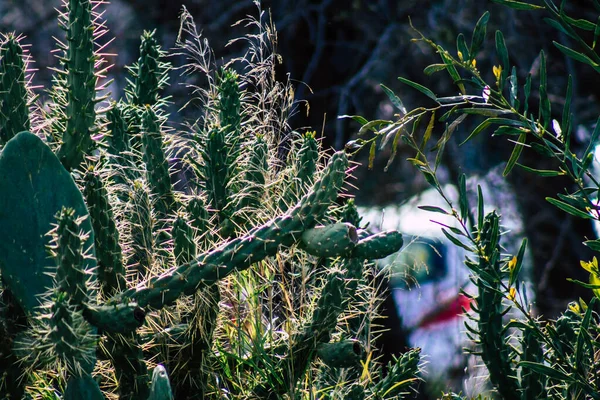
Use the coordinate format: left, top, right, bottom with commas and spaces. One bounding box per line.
3, 0, 600, 397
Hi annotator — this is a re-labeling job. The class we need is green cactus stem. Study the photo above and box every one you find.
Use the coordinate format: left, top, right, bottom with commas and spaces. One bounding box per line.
104, 331, 149, 400
51, 207, 91, 306
0, 132, 96, 314
83, 303, 145, 335
0, 33, 31, 145
372, 348, 421, 399
127, 180, 155, 281
300, 223, 358, 258
84, 169, 127, 297
148, 364, 174, 400
56, 0, 99, 171
469, 211, 520, 400
351, 230, 403, 260
0, 287, 28, 399
111, 151, 348, 310
296, 131, 318, 186
316, 340, 364, 369
141, 106, 175, 220
217, 68, 242, 136
520, 325, 547, 400
172, 214, 196, 265
186, 196, 209, 235
63, 373, 104, 400
128, 30, 169, 108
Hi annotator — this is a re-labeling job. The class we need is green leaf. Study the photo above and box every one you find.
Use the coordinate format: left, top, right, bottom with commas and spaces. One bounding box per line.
584, 239, 600, 252
509, 238, 527, 287
441, 228, 474, 252
562, 14, 595, 31
562, 74, 573, 131
538, 51, 551, 127
418, 205, 450, 215
593, 15, 600, 49
524, 74, 532, 115
495, 30, 510, 73
420, 111, 436, 151
492, 0, 544, 10
398, 76, 437, 101
461, 118, 527, 144
516, 163, 565, 176
459, 173, 468, 222
339, 115, 369, 125
546, 197, 593, 219
457, 33, 470, 62
380, 84, 407, 114
477, 185, 484, 229
368, 140, 376, 169
503, 132, 527, 176
470, 12, 490, 61
553, 41, 600, 69
544, 18, 577, 40
358, 119, 390, 136
457, 108, 512, 117
575, 296, 594, 370
494, 126, 527, 136
423, 64, 448, 75
518, 362, 574, 382
439, 50, 465, 94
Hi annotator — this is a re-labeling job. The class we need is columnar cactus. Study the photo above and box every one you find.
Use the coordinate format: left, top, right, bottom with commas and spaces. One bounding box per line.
0, 33, 31, 145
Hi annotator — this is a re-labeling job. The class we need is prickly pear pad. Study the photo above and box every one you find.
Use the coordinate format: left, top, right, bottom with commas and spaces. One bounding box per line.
0, 131, 96, 313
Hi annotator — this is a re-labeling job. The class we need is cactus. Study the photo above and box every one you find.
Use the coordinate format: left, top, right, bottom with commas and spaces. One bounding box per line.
56, 0, 100, 171
0, 6, 415, 399
0, 33, 31, 145
0, 132, 96, 314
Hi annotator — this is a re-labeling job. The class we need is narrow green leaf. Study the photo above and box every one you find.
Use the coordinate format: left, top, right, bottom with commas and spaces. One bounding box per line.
518, 362, 574, 382
441, 228, 474, 252
593, 15, 600, 49
459, 173, 468, 221
495, 30, 510, 73
420, 111, 436, 151
524, 74, 532, 115
368, 140, 376, 169
380, 84, 407, 114
516, 163, 565, 176
398, 76, 437, 101
566, 278, 600, 289
538, 51, 551, 127
461, 118, 527, 144
562, 14, 595, 31
553, 41, 600, 69
575, 296, 594, 370
546, 197, 593, 219
457, 33, 470, 62
423, 64, 448, 75
494, 126, 527, 136
339, 115, 369, 125
503, 132, 527, 176
457, 108, 512, 117
418, 205, 450, 215
584, 239, 600, 252
509, 238, 528, 287
544, 18, 577, 40
562, 75, 573, 131
492, 0, 544, 10
439, 49, 465, 94
477, 185, 484, 228
358, 119, 390, 136
470, 12, 490, 61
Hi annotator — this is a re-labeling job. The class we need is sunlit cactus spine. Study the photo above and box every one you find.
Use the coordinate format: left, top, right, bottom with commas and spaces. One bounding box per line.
56, 0, 102, 171
83, 168, 127, 297
240, 135, 268, 210
0, 33, 31, 145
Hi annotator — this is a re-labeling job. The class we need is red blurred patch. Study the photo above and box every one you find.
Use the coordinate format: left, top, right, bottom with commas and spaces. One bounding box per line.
415, 293, 472, 329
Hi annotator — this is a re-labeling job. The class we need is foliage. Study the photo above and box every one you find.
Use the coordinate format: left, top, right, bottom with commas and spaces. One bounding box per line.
0, 1, 417, 399
352, 0, 600, 398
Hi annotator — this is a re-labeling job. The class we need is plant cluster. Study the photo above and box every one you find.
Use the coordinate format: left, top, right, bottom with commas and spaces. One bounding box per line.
351, 0, 600, 398
0, 1, 416, 399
